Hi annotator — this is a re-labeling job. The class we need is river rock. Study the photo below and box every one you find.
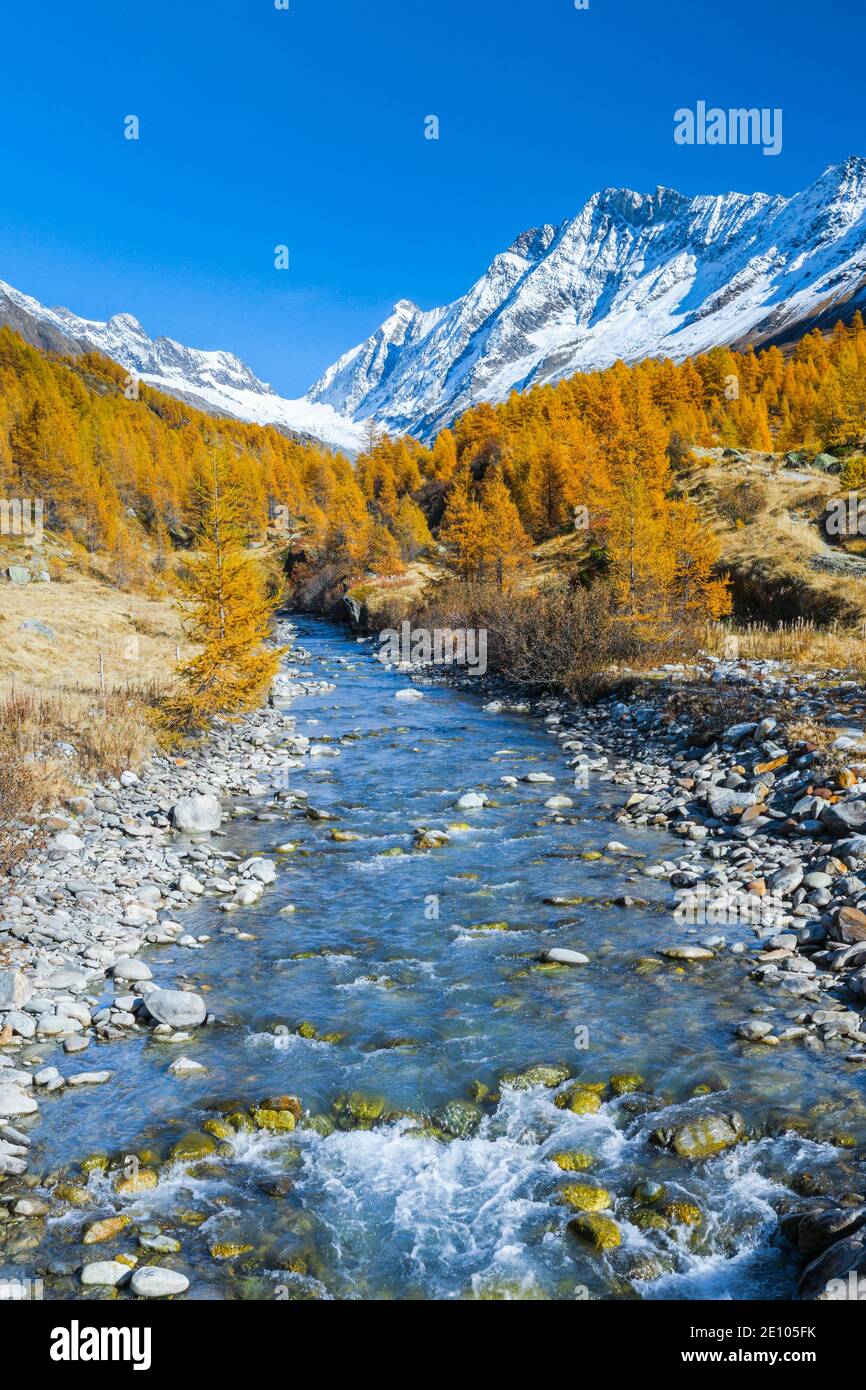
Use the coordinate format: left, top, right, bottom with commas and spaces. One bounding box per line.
0, 969, 31, 1011
652, 1113, 745, 1160
51, 831, 84, 856
661, 945, 714, 961
737, 1020, 774, 1041
169, 1057, 207, 1076
130, 1266, 190, 1298
797, 1207, 866, 1261
832, 907, 866, 944
769, 863, 804, 896
112, 956, 153, 982
243, 858, 277, 884
0, 1086, 38, 1117
171, 793, 222, 833
545, 949, 590, 966
144, 989, 207, 1029
821, 800, 866, 837
432, 1099, 484, 1139
708, 788, 756, 819
799, 1233, 866, 1300
81, 1261, 132, 1288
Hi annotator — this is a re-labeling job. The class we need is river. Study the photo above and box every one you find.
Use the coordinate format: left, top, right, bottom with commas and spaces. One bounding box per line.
29, 618, 866, 1300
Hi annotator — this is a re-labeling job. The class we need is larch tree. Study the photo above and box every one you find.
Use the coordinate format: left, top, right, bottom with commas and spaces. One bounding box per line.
479, 466, 531, 588
666, 497, 731, 622
170, 452, 284, 728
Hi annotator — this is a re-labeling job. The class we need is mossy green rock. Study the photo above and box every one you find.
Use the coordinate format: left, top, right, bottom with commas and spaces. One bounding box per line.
114, 1168, 158, 1197
653, 1113, 745, 1160
170, 1131, 218, 1163
300, 1114, 336, 1138
332, 1091, 387, 1129
500, 1063, 570, 1092
432, 1100, 484, 1139
203, 1118, 234, 1141
226, 1111, 255, 1134
555, 1085, 602, 1115
53, 1183, 92, 1208
551, 1151, 594, 1173
610, 1073, 645, 1096
634, 957, 664, 975
252, 1108, 296, 1133
80, 1154, 109, 1176
631, 1207, 670, 1232
559, 1183, 612, 1212
663, 1200, 703, 1228
567, 1213, 621, 1251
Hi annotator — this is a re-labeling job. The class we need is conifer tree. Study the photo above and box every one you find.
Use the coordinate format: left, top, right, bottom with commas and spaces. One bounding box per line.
479, 466, 531, 587
393, 494, 433, 561
666, 497, 731, 622
170, 452, 283, 727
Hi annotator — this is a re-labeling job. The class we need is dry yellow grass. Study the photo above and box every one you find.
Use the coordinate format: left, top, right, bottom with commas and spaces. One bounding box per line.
704, 618, 865, 669
0, 564, 187, 693
0, 535, 195, 800
678, 451, 866, 631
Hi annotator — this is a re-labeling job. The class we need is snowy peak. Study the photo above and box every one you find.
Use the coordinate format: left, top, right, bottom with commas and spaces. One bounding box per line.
3, 160, 866, 454
0, 278, 366, 453
307, 158, 866, 438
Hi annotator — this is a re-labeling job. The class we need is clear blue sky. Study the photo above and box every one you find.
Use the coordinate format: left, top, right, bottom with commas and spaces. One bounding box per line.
1, 0, 862, 396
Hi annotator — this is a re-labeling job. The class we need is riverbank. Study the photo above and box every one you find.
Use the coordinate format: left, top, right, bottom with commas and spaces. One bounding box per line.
0, 622, 319, 1174
3, 617, 866, 1301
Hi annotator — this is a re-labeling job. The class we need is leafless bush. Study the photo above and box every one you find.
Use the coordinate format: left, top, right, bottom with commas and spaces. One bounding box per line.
0, 750, 44, 878
411, 579, 657, 701
716, 478, 769, 525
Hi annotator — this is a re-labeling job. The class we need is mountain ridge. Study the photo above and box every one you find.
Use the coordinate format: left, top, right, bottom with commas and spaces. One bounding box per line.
308, 157, 866, 438
0, 278, 367, 453
4, 158, 866, 449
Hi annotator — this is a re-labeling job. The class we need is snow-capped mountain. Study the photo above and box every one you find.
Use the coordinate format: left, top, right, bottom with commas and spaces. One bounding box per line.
4, 159, 866, 450
0, 279, 367, 454
308, 157, 866, 438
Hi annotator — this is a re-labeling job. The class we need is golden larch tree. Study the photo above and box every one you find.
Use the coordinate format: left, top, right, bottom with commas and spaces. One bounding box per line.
171, 452, 284, 727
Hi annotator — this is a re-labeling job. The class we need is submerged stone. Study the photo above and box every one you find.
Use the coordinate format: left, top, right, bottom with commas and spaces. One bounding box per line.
170, 1131, 218, 1163
609, 1073, 645, 1096
567, 1213, 621, 1251
559, 1183, 612, 1212
83, 1215, 131, 1245
432, 1099, 484, 1139
499, 1063, 570, 1092
652, 1113, 745, 1160
663, 1200, 703, 1228
332, 1091, 387, 1129
551, 1152, 595, 1173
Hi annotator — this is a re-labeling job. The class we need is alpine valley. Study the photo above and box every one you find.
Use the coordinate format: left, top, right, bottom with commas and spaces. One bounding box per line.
4, 157, 866, 450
